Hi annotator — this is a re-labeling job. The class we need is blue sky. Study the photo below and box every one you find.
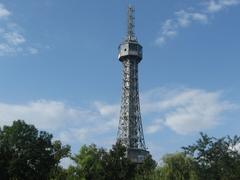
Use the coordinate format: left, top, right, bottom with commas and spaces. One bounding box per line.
0, 0, 240, 166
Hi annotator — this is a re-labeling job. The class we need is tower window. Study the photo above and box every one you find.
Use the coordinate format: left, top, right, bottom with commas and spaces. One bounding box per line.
129, 44, 138, 51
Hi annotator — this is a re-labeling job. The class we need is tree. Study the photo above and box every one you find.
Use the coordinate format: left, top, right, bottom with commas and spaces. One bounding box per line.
102, 142, 136, 180
0, 120, 70, 180
70, 144, 107, 180
135, 154, 157, 180
183, 133, 240, 180
69, 143, 141, 180
155, 153, 198, 180
49, 140, 71, 179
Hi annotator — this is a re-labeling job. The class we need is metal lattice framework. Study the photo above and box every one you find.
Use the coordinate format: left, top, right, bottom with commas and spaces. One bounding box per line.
117, 5, 146, 151
127, 6, 135, 40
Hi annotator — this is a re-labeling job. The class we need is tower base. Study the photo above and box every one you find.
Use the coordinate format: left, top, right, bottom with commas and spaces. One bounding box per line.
127, 148, 149, 164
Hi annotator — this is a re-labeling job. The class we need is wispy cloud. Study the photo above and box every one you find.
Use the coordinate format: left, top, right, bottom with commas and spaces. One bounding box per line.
0, 4, 10, 18
156, 0, 240, 46
142, 88, 236, 134
156, 10, 208, 46
0, 87, 236, 147
4, 32, 26, 46
145, 119, 163, 134
205, 0, 240, 13
0, 100, 119, 146
0, 3, 38, 56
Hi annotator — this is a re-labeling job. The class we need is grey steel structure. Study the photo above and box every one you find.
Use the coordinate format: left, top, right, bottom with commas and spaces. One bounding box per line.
117, 6, 149, 163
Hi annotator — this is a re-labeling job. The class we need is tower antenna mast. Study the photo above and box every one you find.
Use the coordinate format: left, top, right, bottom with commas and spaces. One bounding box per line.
127, 5, 136, 40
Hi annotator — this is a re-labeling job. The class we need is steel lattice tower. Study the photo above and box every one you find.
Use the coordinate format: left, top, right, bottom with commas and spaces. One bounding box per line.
117, 5, 149, 163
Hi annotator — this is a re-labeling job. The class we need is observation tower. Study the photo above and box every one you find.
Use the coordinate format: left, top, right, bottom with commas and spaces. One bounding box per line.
117, 6, 149, 163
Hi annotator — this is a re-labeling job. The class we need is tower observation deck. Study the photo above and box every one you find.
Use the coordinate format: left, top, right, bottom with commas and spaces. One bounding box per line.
117, 5, 149, 163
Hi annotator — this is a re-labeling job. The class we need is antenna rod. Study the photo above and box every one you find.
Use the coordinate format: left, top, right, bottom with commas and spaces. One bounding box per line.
127, 5, 135, 40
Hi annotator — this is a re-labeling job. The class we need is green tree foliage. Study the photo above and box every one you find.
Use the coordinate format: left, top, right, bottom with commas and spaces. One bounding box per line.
70, 144, 106, 180
151, 133, 240, 180
2, 120, 240, 180
0, 120, 70, 180
135, 154, 157, 180
50, 141, 71, 179
183, 133, 240, 180
69, 142, 156, 180
102, 142, 136, 180
155, 153, 198, 180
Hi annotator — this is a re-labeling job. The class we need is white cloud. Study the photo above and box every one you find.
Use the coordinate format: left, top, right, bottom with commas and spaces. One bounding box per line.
0, 3, 38, 56
156, 10, 208, 46
191, 12, 209, 22
176, 11, 208, 27
60, 157, 75, 168
4, 32, 26, 45
162, 20, 177, 35
0, 43, 15, 55
156, 19, 175, 45
155, 37, 166, 45
207, 0, 224, 12
156, 19, 178, 46
206, 0, 240, 13
0, 100, 79, 130
0, 87, 235, 147
156, 0, 240, 46
94, 101, 119, 117
59, 128, 90, 144
146, 119, 163, 134
0, 100, 119, 146
28, 47, 39, 54
0, 4, 10, 18
142, 88, 236, 134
